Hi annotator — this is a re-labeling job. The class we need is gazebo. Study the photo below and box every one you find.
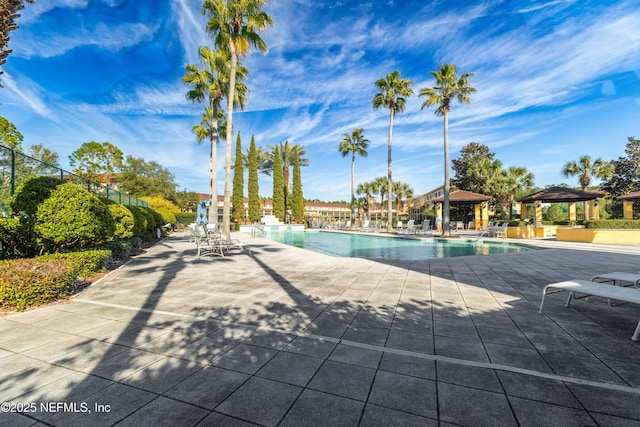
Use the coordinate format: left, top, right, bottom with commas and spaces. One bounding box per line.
431, 189, 491, 230
617, 190, 640, 219
516, 186, 604, 223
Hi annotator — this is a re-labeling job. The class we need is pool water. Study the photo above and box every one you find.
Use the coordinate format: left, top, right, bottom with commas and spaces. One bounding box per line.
260, 231, 539, 261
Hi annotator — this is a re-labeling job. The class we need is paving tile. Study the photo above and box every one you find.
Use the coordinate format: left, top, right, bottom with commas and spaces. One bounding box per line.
434, 335, 489, 362
196, 411, 257, 426
243, 329, 296, 350
256, 351, 323, 387
118, 396, 209, 427
211, 343, 277, 374
86, 348, 166, 381
497, 371, 581, 408
342, 325, 389, 346
120, 356, 203, 393
541, 351, 627, 384
378, 352, 436, 380
436, 360, 502, 392
568, 384, 640, 420
360, 403, 438, 426
476, 324, 533, 348
484, 342, 553, 373
328, 344, 382, 368
589, 413, 640, 426
283, 336, 337, 358
164, 366, 249, 409
216, 377, 301, 427
368, 371, 437, 419
385, 329, 434, 354
509, 396, 597, 426
438, 382, 517, 425
280, 389, 363, 426
308, 360, 376, 401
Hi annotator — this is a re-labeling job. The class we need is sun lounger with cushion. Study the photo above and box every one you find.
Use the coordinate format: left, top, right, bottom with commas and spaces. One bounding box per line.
538, 279, 640, 341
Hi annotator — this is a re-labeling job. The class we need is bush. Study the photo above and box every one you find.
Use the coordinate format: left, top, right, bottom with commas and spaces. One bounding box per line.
108, 204, 135, 239
0, 218, 36, 260
97, 240, 132, 261
34, 183, 116, 253
177, 212, 197, 225
9, 176, 63, 226
126, 206, 147, 236
0, 259, 77, 311
130, 236, 143, 251
37, 250, 112, 278
585, 220, 640, 229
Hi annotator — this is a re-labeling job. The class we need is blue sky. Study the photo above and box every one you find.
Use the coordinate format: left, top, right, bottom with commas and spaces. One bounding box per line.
1, 0, 639, 202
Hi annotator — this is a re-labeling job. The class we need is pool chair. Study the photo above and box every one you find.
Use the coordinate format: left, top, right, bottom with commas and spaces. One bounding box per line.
538, 279, 640, 341
343, 220, 351, 230
405, 219, 416, 234
189, 223, 224, 258
417, 220, 432, 235
591, 272, 640, 306
395, 220, 403, 233
494, 222, 509, 238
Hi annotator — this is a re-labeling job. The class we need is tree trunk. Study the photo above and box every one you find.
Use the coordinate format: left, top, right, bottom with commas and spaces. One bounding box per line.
222, 40, 238, 239
351, 151, 355, 228
387, 108, 394, 232
208, 104, 218, 225
442, 110, 451, 236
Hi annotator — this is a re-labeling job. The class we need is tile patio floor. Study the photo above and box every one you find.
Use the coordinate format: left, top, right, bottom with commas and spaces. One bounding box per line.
1, 231, 640, 426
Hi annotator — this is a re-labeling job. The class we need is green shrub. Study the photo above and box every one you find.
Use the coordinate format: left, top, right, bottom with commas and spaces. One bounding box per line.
108, 204, 135, 239
129, 236, 143, 250
0, 259, 77, 311
37, 249, 112, 278
155, 207, 176, 226
9, 176, 63, 227
585, 220, 640, 229
97, 240, 132, 261
126, 206, 147, 236
176, 212, 197, 225
0, 218, 36, 260
35, 183, 116, 253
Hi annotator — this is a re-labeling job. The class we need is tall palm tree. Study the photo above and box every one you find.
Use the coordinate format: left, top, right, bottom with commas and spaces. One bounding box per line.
419, 63, 475, 236
356, 181, 376, 221
393, 181, 414, 219
373, 70, 414, 232
339, 128, 369, 229
562, 155, 614, 219
268, 141, 309, 214
183, 46, 248, 224
374, 176, 389, 206
499, 166, 534, 219
203, 0, 273, 237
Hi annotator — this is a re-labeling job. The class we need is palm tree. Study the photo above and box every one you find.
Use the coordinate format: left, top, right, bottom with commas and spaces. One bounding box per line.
562, 155, 614, 219
419, 63, 475, 236
203, 0, 273, 237
393, 181, 414, 219
268, 141, 309, 215
499, 166, 534, 219
339, 128, 369, 229
373, 70, 414, 232
374, 176, 389, 206
183, 46, 248, 224
356, 181, 376, 221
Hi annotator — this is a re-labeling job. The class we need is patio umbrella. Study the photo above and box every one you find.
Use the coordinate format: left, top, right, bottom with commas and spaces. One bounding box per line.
198, 200, 208, 225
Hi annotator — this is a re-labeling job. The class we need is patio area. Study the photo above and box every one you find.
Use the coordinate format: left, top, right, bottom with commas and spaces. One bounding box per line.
1, 232, 640, 426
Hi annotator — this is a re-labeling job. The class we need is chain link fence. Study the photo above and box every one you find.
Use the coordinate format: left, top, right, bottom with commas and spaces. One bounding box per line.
1, 144, 148, 217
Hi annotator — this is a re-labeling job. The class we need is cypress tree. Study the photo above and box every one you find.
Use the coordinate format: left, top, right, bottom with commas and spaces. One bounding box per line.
231, 132, 244, 225
248, 134, 260, 222
272, 146, 285, 221
292, 153, 304, 223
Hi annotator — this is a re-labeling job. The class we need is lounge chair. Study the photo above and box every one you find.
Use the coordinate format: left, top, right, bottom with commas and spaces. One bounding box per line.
538, 279, 640, 341
405, 219, 416, 234
494, 222, 509, 238
343, 220, 351, 230
417, 220, 432, 235
591, 272, 640, 306
395, 220, 403, 233
189, 223, 224, 258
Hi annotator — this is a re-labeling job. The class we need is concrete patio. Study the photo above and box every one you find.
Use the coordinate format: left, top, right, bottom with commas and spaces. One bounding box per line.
1, 232, 640, 426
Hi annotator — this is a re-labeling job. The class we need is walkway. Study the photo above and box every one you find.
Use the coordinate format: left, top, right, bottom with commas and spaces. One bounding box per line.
1, 232, 640, 426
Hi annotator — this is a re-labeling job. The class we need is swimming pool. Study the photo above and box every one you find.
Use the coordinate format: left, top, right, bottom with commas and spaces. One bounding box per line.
259, 231, 539, 261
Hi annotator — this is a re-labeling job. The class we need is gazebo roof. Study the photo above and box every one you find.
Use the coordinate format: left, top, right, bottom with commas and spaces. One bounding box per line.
431, 189, 492, 204
617, 190, 640, 201
517, 186, 603, 203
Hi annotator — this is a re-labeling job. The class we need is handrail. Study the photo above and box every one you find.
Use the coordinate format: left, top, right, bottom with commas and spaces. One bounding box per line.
251, 225, 266, 238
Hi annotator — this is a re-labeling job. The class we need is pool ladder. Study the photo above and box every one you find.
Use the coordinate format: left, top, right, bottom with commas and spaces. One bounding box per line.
251, 225, 266, 238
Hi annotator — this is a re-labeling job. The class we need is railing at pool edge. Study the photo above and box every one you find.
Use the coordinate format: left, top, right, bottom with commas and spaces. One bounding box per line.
251, 225, 266, 238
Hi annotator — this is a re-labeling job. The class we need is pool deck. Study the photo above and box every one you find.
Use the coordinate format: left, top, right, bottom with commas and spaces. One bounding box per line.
2, 232, 640, 426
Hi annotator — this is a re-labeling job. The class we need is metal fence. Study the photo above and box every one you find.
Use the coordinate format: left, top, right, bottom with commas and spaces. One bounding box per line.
0, 144, 148, 217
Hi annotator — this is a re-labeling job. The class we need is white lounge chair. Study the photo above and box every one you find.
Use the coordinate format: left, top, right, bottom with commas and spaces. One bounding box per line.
405, 219, 416, 234
395, 220, 403, 233
591, 272, 640, 306
495, 222, 509, 238
417, 220, 432, 235
189, 223, 224, 258
538, 279, 640, 341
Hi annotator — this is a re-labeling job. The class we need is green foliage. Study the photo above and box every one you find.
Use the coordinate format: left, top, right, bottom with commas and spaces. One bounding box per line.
130, 236, 143, 250
543, 204, 565, 222
176, 212, 197, 225
68, 141, 123, 183
291, 153, 305, 223
108, 204, 135, 239
176, 190, 200, 211
0, 115, 24, 150
272, 146, 285, 220
585, 220, 640, 229
0, 217, 34, 259
602, 137, 640, 197
232, 132, 244, 224
140, 197, 179, 227
452, 142, 496, 193
35, 183, 115, 253
0, 259, 77, 311
96, 240, 132, 261
125, 205, 147, 236
248, 134, 260, 222
37, 250, 112, 278
120, 156, 179, 203
10, 176, 63, 227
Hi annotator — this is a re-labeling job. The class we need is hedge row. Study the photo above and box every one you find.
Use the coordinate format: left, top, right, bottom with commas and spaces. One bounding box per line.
585, 220, 640, 229
0, 259, 77, 311
37, 250, 112, 279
